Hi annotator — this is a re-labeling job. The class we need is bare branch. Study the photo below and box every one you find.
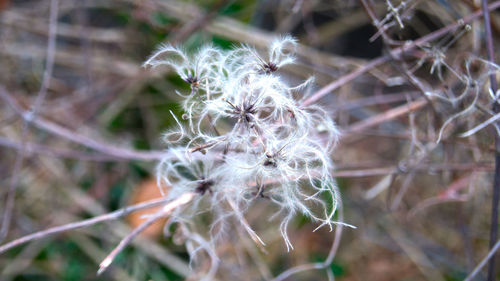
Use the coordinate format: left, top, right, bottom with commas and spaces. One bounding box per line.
97, 192, 195, 275
0, 196, 177, 255
0, 0, 59, 243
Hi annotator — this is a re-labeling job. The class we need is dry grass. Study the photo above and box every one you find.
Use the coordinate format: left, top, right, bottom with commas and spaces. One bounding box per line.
0, 0, 499, 280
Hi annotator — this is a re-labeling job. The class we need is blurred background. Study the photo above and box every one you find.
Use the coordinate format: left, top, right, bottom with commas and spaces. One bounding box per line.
0, 0, 499, 280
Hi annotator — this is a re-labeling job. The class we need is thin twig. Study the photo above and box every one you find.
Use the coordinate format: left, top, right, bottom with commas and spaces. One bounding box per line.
270, 198, 347, 281
481, 0, 500, 279
335, 91, 420, 111
227, 198, 266, 247
97, 192, 195, 275
0, 196, 177, 254
344, 98, 428, 134
0, 136, 129, 162
170, 0, 231, 44
0, 0, 59, 243
465, 238, 500, 281
303, 0, 500, 106
332, 162, 493, 178
303, 55, 390, 106
0, 86, 165, 161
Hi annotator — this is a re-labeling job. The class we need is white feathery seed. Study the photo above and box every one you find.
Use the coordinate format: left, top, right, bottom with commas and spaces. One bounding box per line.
144, 36, 353, 277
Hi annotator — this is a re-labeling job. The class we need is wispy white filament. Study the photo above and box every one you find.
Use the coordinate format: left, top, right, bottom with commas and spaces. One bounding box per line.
144, 36, 352, 276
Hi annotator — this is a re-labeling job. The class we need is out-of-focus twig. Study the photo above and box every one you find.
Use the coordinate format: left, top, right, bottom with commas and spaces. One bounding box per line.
303, 55, 391, 106
465, 238, 500, 281
335, 91, 420, 111
2, 43, 140, 77
270, 196, 347, 281
303, 0, 500, 106
385, 221, 446, 281
344, 98, 429, 135
332, 162, 493, 178
97, 192, 195, 275
0, 0, 59, 243
139, 0, 362, 71
0, 136, 128, 162
0, 196, 175, 254
170, 0, 231, 44
408, 173, 475, 218
0, 11, 125, 44
481, 0, 500, 279
0, 86, 164, 161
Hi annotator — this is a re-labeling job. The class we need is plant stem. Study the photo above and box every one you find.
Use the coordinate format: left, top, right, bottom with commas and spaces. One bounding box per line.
0, 0, 59, 243
97, 192, 194, 275
0, 197, 175, 254
481, 0, 500, 280
304, 0, 500, 106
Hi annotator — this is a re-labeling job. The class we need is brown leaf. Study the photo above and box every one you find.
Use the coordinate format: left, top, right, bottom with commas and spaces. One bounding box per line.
127, 178, 168, 238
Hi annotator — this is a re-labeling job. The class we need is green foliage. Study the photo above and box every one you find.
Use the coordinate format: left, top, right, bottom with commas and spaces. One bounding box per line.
211, 36, 235, 50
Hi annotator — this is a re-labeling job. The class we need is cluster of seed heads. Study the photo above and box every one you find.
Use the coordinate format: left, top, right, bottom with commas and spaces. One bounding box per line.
143, 36, 352, 272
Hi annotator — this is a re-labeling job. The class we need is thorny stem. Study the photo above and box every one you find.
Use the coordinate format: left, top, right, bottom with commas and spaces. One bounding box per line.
0, 0, 59, 243
481, 0, 500, 280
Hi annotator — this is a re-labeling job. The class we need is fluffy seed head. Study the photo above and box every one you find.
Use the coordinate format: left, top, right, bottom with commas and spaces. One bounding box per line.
145, 36, 352, 275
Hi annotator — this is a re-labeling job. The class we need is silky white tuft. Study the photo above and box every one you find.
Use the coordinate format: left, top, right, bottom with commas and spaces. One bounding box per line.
144, 36, 352, 278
